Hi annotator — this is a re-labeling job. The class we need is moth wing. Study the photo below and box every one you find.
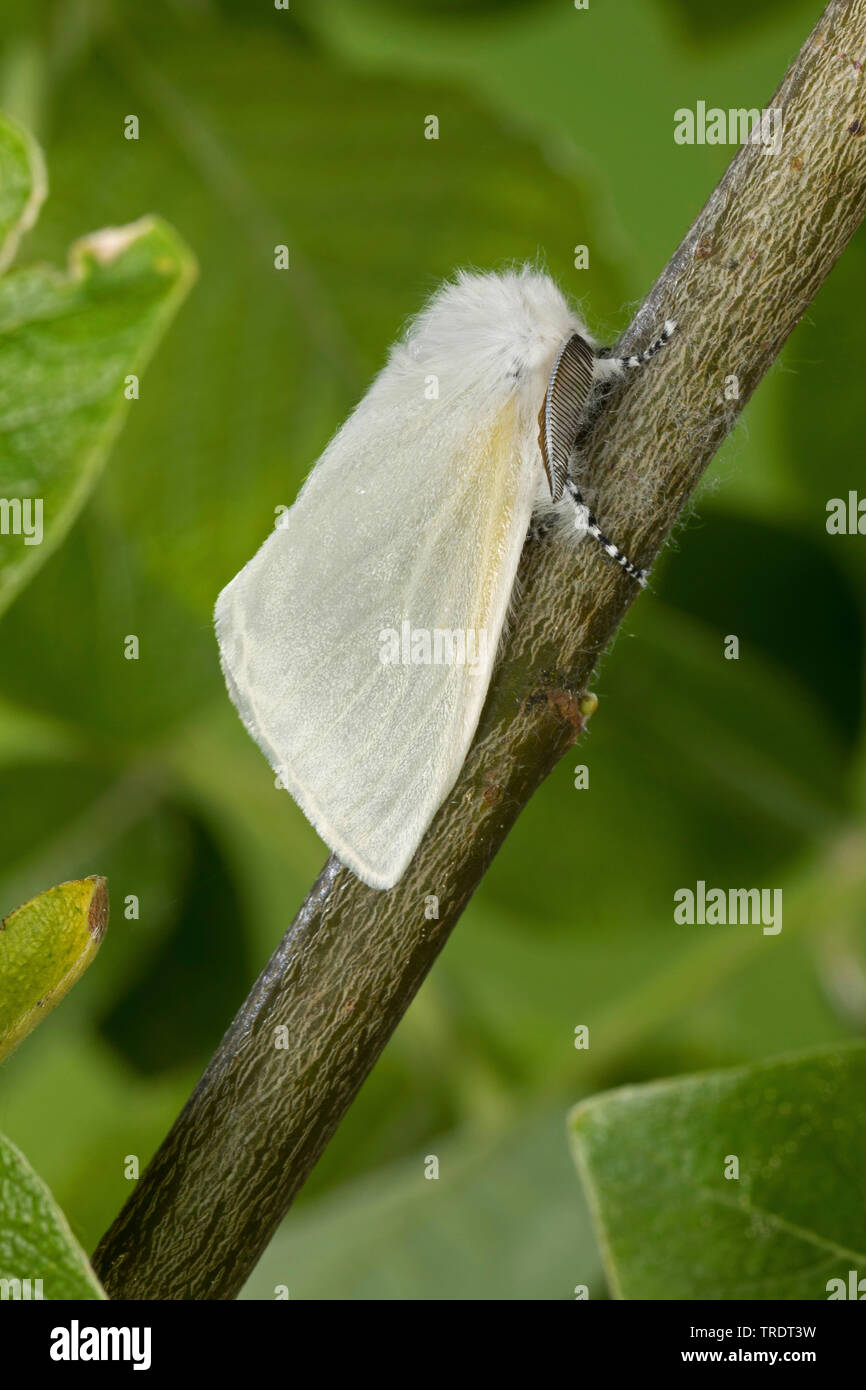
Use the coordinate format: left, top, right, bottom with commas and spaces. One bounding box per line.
215, 387, 537, 890
537, 332, 595, 502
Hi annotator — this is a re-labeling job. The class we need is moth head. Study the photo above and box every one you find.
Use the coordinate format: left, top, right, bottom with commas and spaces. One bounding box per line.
537, 332, 595, 503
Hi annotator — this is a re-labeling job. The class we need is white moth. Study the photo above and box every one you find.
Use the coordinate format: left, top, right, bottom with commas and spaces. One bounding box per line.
215, 268, 674, 890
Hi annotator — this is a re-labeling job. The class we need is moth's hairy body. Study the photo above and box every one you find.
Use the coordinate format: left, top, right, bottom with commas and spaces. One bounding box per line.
215, 268, 673, 889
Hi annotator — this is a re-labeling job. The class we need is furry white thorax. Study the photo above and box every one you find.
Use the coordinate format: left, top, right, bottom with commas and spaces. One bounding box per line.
379, 267, 615, 526
401, 267, 585, 395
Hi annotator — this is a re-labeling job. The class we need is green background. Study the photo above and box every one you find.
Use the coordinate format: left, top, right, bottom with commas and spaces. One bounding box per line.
0, 0, 863, 1299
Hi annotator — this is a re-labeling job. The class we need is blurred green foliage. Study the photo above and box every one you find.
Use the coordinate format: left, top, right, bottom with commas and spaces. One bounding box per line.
0, 0, 863, 1300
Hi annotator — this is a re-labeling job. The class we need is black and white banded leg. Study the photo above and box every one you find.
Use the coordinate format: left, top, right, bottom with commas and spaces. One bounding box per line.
539, 316, 676, 586
563, 477, 648, 587
570, 321, 675, 583
600, 318, 677, 371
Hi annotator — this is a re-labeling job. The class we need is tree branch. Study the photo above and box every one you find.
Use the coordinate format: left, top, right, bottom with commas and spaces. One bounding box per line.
93, 0, 866, 1299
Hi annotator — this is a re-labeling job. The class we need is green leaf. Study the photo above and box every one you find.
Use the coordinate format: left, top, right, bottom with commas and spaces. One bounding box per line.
0, 1131, 104, 1299
0, 875, 108, 1061
570, 1043, 866, 1300
0, 175, 196, 615
0, 109, 45, 273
